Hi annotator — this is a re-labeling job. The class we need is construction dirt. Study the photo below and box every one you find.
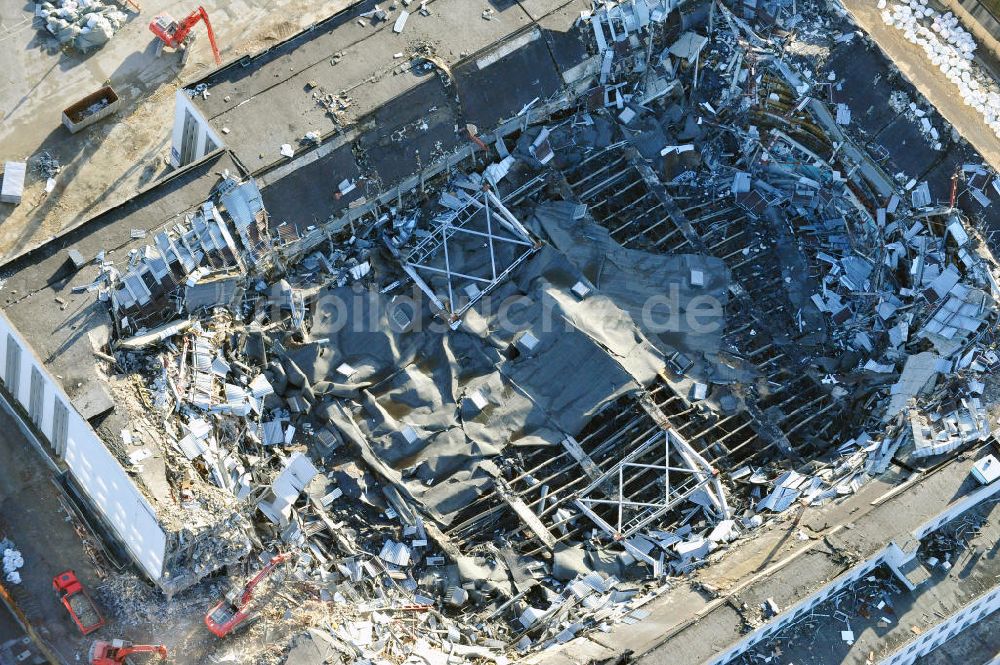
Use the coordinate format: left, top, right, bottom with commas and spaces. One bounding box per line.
0, 0, 355, 263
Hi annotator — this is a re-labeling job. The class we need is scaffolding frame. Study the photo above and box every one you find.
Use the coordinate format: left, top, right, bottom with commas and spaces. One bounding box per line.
574, 428, 729, 542
390, 188, 537, 320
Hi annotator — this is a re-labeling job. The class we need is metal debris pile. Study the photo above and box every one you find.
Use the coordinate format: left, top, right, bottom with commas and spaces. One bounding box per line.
34, 152, 61, 179
97, 571, 217, 628
916, 502, 995, 572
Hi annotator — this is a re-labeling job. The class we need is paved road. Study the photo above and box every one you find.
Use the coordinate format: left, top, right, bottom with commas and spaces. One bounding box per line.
0, 400, 101, 664
0, 604, 23, 647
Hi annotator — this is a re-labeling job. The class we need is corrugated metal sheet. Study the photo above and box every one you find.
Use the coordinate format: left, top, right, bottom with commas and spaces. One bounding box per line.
219, 178, 265, 231
378, 540, 410, 567
185, 275, 242, 313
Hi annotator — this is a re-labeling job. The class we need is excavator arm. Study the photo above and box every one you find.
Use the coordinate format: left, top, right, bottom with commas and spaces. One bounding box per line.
193, 7, 221, 66
89, 640, 167, 665
117, 644, 168, 661
239, 553, 290, 606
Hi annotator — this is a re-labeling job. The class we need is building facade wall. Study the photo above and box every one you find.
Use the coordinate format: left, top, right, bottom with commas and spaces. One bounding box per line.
705, 477, 1000, 665
170, 90, 225, 168
879, 584, 1000, 665
0, 311, 166, 581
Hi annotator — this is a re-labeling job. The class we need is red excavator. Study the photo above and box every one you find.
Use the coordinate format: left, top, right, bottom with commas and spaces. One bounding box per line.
89, 640, 167, 665
149, 6, 221, 66
204, 553, 291, 637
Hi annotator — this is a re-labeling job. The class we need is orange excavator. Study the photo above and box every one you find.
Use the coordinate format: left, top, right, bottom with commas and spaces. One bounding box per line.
204, 553, 291, 637
89, 640, 167, 665
149, 6, 221, 66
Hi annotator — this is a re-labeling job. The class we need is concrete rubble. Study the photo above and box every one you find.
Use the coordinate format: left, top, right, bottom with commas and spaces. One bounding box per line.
35, 0, 129, 52
31, 0, 1000, 662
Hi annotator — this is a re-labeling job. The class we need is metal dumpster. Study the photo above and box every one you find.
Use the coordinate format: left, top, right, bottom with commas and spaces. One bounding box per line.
62, 86, 121, 134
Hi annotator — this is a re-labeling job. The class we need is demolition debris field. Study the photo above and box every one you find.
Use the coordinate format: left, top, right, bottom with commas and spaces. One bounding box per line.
1, 0, 1000, 664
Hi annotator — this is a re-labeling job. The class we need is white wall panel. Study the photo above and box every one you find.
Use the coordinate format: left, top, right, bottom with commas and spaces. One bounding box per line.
0, 311, 166, 581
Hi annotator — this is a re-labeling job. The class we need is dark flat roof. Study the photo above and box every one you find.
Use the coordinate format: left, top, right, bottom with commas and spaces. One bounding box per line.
187, 0, 590, 175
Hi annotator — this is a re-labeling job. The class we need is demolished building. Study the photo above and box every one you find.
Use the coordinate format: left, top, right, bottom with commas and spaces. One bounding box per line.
2, 0, 1000, 662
